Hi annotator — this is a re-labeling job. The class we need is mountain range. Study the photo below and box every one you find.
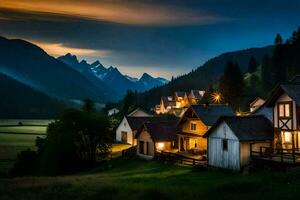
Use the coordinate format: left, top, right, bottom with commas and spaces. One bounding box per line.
0, 36, 168, 117
58, 53, 169, 95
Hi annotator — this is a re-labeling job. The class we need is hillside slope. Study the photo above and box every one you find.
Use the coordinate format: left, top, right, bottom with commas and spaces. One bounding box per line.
138, 46, 274, 108
0, 73, 65, 118
0, 36, 114, 103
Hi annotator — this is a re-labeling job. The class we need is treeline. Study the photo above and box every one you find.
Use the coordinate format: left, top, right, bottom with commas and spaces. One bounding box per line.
114, 26, 300, 114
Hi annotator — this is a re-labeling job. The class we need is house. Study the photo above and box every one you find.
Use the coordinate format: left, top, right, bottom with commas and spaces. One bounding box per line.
136, 120, 179, 159
174, 92, 189, 108
115, 108, 152, 145
108, 108, 119, 116
204, 115, 273, 170
264, 82, 300, 150
249, 97, 265, 112
188, 90, 205, 105
177, 104, 235, 153
157, 96, 175, 114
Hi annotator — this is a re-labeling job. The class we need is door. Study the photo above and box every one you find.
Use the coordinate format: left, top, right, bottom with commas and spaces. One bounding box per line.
121, 131, 127, 143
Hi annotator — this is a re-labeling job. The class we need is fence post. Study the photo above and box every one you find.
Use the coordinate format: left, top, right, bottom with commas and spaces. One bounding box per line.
281, 149, 283, 163
293, 149, 296, 164
260, 146, 262, 157
193, 159, 195, 166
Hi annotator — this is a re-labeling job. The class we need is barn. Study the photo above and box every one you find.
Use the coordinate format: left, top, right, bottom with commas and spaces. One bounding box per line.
204, 115, 273, 170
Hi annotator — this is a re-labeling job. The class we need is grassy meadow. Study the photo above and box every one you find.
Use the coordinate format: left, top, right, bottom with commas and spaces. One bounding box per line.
1, 158, 300, 200
0, 119, 51, 174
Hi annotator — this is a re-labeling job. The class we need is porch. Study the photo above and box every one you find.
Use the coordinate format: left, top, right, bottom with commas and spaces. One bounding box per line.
176, 132, 207, 161
251, 146, 300, 165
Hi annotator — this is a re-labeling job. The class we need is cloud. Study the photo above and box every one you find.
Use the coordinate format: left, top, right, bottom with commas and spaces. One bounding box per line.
31, 40, 111, 58
0, 0, 230, 26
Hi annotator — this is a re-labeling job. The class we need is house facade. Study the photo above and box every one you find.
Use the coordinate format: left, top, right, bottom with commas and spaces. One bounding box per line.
115, 108, 152, 145
264, 84, 300, 150
136, 121, 178, 159
204, 116, 273, 170
177, 104, 235, 153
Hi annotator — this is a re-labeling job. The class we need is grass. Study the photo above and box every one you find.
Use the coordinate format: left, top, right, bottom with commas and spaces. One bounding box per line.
0, 119, 50, 174
1, 158, 300, 200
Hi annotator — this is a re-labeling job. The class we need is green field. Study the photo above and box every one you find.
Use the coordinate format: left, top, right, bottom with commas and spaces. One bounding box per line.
0, 119, 50, 173
0, 158, 300, 200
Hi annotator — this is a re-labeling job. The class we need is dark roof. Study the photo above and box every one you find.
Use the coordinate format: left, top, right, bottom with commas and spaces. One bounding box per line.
190, 104, 235, 126
265, 84, 300, 106
177, 131, 202, 138
204, 115, 274, 141
135, 120, 179, 142
191, 90, 203, 99
126, 116, 154, 131
161, 96, 175, 107
175, 91, 186, 98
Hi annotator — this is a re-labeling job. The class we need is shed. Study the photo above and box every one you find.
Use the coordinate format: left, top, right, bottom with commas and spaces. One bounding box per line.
204, 115, 273, 170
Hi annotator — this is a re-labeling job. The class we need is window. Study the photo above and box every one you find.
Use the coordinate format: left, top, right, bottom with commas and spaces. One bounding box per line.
190, 122, 197, 131
279, 103, 291, 118
194, 140, 198, 148
139, 141, 144, 154
282, 131, 292, 143
223, 139, 228, 151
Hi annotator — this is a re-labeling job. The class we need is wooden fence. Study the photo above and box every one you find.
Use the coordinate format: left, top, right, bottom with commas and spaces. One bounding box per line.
156, 151, 207, 167
251, 146, 300, 165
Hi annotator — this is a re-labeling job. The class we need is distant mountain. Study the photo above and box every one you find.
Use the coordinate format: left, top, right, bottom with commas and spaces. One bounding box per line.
0, 73, 65, 118
58, 53, 169, 95
137, 46, 274, 109
0, 36, 114, 103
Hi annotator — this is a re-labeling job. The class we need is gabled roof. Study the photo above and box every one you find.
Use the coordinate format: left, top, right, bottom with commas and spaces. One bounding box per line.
126, 116, 155, 131
161, 96, 175, 107
204, 115, 274, 141
249, 97, 265, 107
191, 90, 204, 99
135, 120, 179, 142
175, 91, 186, 98
188, 104, 235, 126
128, 108, 151, 117
265, 83, 300, 106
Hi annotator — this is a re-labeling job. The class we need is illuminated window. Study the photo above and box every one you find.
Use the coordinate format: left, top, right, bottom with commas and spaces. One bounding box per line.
283, 131, 292, 143
285, 104, 290, 117
278, 103, 291, 118
190, 122, 197, 131
279, 104, 284, 117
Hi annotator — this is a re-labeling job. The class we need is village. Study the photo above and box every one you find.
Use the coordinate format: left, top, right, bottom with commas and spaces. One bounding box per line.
115, 76, 300, 171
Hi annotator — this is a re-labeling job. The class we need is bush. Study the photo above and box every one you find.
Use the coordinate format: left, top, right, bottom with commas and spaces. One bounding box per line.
10, 149, 38, 176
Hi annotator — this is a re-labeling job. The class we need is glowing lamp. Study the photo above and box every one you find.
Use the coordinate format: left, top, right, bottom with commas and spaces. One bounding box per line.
211, 92, 221, 104
157, 143, 165, 149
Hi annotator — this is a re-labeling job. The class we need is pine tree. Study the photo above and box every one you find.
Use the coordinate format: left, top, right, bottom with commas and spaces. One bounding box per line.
248, 56, 259, 73
219, 61, 244, 108
275, 34, 283, 45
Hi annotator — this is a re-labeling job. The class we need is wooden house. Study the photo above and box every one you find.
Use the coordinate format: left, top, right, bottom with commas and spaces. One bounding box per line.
158, 96, 175, 114
175, 92, 189, 108
204, 115, 273, 170
177, 104, 235, 153
136, 121, 179, 159
188, 90, 205, 105
115, 108, 152, 145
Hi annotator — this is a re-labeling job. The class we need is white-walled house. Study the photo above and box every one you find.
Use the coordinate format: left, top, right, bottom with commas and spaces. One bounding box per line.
204, 115, 273, 171
115, 108, 152, 145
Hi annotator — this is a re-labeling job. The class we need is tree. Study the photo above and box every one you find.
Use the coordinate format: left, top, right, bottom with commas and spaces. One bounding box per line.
275, 34, 283, 45
219, 61, 244, 108
247, 56, 259, 73
13, 109, 113, 175
261, 54, 273, 93
82, 98, 95, 113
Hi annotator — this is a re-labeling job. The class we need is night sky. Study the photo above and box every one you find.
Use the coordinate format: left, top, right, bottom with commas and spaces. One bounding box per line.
0, 0, 300, 79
